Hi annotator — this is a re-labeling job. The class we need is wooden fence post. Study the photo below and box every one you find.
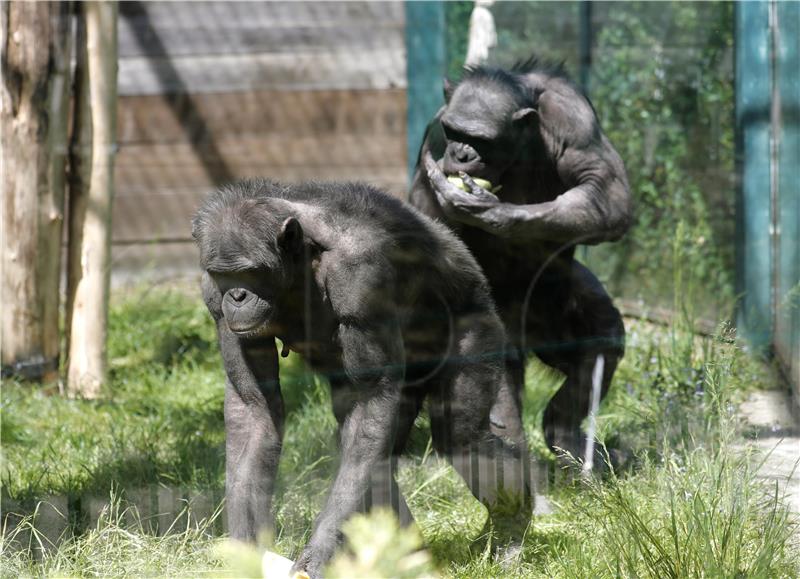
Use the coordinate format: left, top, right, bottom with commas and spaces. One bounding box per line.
1, 2, 72, 383
65, 1, 118, 398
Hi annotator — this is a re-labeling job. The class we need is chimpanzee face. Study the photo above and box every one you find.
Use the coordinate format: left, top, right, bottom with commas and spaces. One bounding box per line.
440, 78, 536, 184
196, 213, 304, 339
208, 268, 279, 338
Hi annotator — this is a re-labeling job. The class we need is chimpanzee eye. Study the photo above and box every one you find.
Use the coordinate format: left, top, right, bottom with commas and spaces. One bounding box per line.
443, 125, 492, 153
443, 125, 475, 145
209, 268, 266, 293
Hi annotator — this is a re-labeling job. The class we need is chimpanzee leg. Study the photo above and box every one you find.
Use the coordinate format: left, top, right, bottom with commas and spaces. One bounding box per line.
488, 352, 527, 451
538, 262, 624, 466
218, 329, 284, 542
330, 378, 421, 525
292, 320, 406, 578
373, 390, 422, 525
429, 315, 532, 542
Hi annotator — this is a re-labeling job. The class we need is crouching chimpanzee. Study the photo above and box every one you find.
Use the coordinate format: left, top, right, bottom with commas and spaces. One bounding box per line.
192, 180, 534, 578
409, 59, 633, 468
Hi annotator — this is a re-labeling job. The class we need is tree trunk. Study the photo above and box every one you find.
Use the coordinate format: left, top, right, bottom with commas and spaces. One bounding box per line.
65, 1, 117, 398
1, 2, 72, 383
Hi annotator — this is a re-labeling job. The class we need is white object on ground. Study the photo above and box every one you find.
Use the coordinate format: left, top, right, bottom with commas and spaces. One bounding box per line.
262, 550, 310, 579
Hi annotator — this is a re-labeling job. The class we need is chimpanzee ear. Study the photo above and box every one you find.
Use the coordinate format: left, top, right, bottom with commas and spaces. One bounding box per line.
277, 217, 303, 255
190, 217, 200, 241
511, 107, 538, 125
443, 78, 455, 102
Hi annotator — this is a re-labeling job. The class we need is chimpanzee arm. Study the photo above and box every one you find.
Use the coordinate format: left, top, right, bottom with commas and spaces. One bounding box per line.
409, 109, 449, 220
506, 80, 633, 244
217, 323, 284, 542
497, 134, 632, 244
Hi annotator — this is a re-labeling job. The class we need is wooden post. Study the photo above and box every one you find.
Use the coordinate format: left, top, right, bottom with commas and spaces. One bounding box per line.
65, 1, 118, 398
1, 2, 72, 382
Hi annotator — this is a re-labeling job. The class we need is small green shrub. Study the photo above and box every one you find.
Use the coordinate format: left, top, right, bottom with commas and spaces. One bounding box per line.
327, 509, 437, 578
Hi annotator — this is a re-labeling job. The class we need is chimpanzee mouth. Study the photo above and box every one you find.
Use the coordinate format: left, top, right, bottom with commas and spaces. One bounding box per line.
229, 320, 272, 339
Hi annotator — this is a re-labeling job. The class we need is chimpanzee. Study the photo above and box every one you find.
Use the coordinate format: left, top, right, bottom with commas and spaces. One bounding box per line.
409, 59, 632, 467
192, 179, 533, 578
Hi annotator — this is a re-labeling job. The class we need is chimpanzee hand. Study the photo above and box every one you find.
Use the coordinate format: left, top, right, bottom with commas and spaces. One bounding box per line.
423, 152, 504, 231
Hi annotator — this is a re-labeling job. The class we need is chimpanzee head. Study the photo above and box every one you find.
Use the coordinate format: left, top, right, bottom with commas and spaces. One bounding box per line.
440, 67, 537, 184
192, 184, 304, 339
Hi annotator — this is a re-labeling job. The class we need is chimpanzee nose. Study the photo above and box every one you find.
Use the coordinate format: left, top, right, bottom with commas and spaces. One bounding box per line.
455, 147, 470, 162
230, 288, 247, 302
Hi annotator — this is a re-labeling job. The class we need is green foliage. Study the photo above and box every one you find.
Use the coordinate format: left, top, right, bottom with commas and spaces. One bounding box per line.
326, 509, 437, 578
585, 2, 735, 317
214, 539, 267, 579
444, 2, 473, 79
491, 1, 580, 66
106, 284, 217, 371
593, 219, 774, 464
396, 452, 487, 565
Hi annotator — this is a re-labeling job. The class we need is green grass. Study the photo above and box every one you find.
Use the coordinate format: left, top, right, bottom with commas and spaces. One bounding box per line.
2, 284, 798, 577
2, 490, 225, 578
2, 287, 228, 500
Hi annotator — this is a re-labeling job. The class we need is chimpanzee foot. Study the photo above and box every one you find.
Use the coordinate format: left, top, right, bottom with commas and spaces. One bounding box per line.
470, 522, 526, 567
495, 541, 524, 568
470, 489, 532, 562
290, 549, 325, 579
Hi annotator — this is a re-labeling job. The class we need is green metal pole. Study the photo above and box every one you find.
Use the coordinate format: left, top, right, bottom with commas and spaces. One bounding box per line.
405, 1, 446, 183
735, 0, 773, 351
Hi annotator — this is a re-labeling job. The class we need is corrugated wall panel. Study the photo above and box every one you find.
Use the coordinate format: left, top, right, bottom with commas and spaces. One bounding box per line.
112, 1, 407, 273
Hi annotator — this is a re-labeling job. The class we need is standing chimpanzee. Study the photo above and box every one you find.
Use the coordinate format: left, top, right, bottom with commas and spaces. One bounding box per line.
192, 179, 533, 578
409, 59, 632, 468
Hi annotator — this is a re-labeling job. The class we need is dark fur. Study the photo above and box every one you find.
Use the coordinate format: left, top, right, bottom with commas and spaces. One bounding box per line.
409, 58, 632, 466
194, 179, 532, 577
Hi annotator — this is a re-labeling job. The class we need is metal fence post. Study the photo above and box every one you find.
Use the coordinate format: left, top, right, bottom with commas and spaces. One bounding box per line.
405, 1, 446, 183
735, 0, 774, 351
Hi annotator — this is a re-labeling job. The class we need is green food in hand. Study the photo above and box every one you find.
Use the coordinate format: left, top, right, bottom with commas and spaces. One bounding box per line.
447, 175, 501, 194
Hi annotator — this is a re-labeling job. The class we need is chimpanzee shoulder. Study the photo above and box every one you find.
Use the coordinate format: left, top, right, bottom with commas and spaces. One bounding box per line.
509, 58, 599, 133
195, 179, 490, 308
